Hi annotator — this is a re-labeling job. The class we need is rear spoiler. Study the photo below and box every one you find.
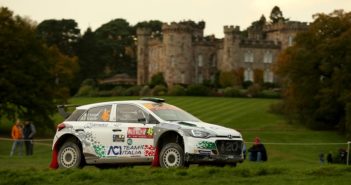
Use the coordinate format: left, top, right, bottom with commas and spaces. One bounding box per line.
57, 104, 80, 119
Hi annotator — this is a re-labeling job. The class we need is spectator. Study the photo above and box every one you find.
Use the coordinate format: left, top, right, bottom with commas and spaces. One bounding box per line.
10, 119, 23, 157
248, 137, 267, 162
327, 152, 333, 164
319, 152, 325, 164
23, 121, 36, 156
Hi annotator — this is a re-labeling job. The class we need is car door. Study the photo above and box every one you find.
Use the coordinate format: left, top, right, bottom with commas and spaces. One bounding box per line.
79, 104, 117, 159
112, 103, 156, 162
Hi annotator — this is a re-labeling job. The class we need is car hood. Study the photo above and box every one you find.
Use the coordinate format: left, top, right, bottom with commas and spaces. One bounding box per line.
175, 121, 242, 137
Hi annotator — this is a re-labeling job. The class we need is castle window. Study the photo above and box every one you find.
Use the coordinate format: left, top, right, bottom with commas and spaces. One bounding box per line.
288, 35, 293, 46
198, 72, 203, 84
210, 54, 216, 67
264, 69, 274, 83
198, 55, 203, 67
244, 68, 254, 82
244, 51, 254, 63
264, 51, 273, 63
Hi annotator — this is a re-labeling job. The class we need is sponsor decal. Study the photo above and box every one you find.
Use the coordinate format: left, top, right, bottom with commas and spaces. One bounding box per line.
93, 145, 106, 158
127, 127, 153, 138
144, 145, 156, 156
107, 144, 156, 156
107, 145, 144, 156
113, 134, 125, 142
127, 138, 133, 145
197, 141, 217, 150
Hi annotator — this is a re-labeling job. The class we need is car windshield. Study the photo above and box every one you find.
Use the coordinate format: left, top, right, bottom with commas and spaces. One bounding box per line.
143, 103, 200, 122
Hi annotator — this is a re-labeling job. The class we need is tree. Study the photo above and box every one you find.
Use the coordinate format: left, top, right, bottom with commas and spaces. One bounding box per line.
36, 19, 80, 56
276, 10, 351, 131
270, 6, 288, 23
94, 19, 136, 77
0, 7, 77, 132
149, 72, 167, 88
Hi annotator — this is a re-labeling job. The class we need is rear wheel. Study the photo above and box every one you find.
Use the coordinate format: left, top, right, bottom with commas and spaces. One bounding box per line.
58, 141, 84, 168
160, 143, 185, 168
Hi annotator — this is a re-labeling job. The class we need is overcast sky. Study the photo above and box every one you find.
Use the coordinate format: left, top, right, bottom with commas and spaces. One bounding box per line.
0, 0, 350, 37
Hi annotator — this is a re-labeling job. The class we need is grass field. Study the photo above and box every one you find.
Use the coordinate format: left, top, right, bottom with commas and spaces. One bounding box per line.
1, 96, 351, 185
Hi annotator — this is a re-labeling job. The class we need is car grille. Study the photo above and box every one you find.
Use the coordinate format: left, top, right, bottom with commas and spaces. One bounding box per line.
215, 140, 243, 155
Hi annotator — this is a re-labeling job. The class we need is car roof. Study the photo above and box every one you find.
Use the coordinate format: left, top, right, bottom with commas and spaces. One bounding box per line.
76, 100, 161, 110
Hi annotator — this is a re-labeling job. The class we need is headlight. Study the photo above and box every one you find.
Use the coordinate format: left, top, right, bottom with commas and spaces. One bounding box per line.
184, 129, 213, 138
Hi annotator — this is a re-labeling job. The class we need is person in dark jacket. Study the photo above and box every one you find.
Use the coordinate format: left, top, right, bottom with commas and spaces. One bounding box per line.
23, 121, 36, 156
248, 137, 267, 162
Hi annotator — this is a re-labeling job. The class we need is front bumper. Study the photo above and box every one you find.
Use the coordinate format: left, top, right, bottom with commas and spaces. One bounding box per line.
185, 153, 244, 163
184, 137, 244, 163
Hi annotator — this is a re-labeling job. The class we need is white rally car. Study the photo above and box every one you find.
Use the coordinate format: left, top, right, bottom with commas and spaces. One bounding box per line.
51, 98, 244, 168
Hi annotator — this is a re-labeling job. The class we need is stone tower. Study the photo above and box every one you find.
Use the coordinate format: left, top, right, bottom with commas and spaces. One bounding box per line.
136, 27, 151, 85
221, 25, 241, 72
162, 22, 195, 86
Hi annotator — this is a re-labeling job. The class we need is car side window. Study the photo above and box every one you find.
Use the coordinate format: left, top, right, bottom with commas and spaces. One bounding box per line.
116, 104, 146, 123
79, 105, 112, 122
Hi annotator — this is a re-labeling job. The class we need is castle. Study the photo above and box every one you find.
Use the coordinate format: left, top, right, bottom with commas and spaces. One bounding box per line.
137, 20, 308, 87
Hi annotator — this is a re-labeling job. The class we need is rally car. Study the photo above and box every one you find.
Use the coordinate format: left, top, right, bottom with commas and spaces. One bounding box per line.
50, 98, 244, 168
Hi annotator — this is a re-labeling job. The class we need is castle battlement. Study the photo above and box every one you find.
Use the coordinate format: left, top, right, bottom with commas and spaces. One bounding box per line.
224, 25, 240, 34
264, 21, 308, 32
162, 21, 205, 33
239, 39, 281, 49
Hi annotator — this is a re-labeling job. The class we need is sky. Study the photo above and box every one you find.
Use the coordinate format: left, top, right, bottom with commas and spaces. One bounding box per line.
0, 0, 350, 38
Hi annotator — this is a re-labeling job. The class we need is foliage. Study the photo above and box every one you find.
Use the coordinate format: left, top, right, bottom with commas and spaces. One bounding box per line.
75, 85, 98, 97
0, 7, 76, 131
123, 86, 141, 96
275, 10, 351, 131
219, 71, 235, 88
94, 19, 136, 77
186, 84, 210, 96
269, 6, 288, 23
151, 85, 167, 96
149, 72, 167, 88
36, 19, 80, 56
134, 20, 163, 36
223, 87, 243, 97
139, 86, 151, 96
168, 85, 186, 96
246, 84, 262, 97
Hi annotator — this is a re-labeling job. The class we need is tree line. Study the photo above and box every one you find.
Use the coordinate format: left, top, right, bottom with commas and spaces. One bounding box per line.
1, 6, 351, 138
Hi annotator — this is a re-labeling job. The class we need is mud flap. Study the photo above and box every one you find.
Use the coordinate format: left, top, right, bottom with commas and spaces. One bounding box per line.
151, 147, 160, 167
49, 143, 59, 169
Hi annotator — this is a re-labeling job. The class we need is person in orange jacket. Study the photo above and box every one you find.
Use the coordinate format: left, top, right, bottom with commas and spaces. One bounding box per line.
10, 119, 24, 157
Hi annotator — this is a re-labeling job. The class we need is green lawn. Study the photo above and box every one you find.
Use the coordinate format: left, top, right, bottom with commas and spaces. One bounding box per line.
1, 96, 350, 185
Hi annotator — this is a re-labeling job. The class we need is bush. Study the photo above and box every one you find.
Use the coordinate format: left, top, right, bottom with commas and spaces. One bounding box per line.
97, 90, 113, 97
81, 79, 96, 86
111, 86, 125, 96
75, 85, 98, 97
186, 84, 210, 96
168, 85, 186, 96
123, 86, 141, 96
139, 86, 151, 96
151, 85, 167, 96
258, 90, 281, 99
246, 84, 262, 97
149, 73, 167, 88
223, 87, 243, 97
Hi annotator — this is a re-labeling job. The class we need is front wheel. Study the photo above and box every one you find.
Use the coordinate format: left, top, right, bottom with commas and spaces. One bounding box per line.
159, 143, 185, 168
58, 141, 84, 168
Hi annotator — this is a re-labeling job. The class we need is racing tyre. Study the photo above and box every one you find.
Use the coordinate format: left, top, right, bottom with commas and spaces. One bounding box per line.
58, 141, 84, 168
160, 143, 185, 168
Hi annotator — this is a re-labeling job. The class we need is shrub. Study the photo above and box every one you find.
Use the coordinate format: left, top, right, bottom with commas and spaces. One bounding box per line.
149, 73, 167, 88
168, 85, 186, 96
97, 90, 113, 97
139, 86, 151, 96
81, 79, 96, 86
246, 84, 262, 97
223, 87, 243, 97
111, 86, 125, 96
186, 84, 210, 96
123, 86, 141, 96
75, 85, 98, 97
151, 85, 167, 96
